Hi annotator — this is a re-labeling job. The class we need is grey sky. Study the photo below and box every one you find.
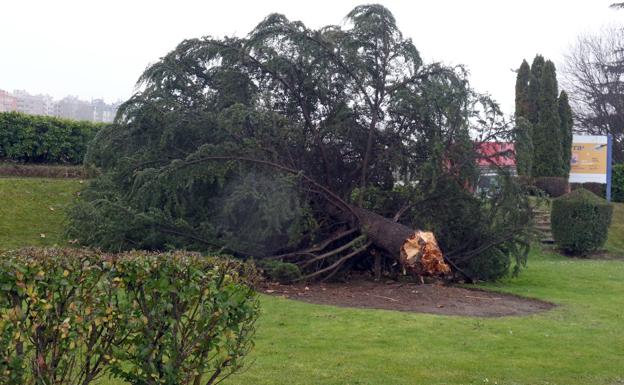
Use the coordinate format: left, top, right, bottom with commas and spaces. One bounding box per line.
1, 0, 621, 115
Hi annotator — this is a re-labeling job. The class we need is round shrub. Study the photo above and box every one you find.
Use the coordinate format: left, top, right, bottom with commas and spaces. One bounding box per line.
534, 176, 570, 197
551, 188, 613, 255
258, 260, 302, 283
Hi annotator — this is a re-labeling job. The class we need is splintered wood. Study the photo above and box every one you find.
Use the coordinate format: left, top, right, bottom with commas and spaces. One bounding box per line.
400, 231, 450, 279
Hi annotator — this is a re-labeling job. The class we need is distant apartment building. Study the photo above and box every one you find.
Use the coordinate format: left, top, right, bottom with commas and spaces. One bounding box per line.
0, 89, 17, 112
54, 96, 94, 121
91, 98, 119, 122
0, 88, 119, 122
13, 90, 54, 116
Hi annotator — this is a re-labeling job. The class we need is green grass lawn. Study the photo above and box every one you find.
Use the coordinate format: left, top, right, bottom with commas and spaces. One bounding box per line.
2, 178, 624, 385
0, 177, 84, 250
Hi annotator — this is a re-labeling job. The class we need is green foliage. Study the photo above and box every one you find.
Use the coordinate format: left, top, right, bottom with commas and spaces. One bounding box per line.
0, 248, 127, 385
407, 173, 532, 281
69, 5, 532, 281
258, 260, 302, 283
558, 91, 574, 177
533, 60, 563, 177
515, 60, 531, 120
551, 189, 613, 255
0, 248, 259, 385
109, 251, 259, 385
0, 112, 102, 164
527, 55, 544, 126
612, 164, 624, 202
520, 56, 571, 178
514, 117, 533, 176
215, 173, 311, 256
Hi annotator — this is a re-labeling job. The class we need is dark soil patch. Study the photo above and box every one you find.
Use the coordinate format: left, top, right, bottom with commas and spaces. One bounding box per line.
262, 280, 555, 317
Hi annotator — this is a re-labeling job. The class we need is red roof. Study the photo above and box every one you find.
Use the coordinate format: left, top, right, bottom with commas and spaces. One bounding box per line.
475, 142, 516, 167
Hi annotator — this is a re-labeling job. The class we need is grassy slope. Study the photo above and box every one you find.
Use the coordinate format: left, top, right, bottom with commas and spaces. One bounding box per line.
2, 178, 623, 385
0, 178, 83, 250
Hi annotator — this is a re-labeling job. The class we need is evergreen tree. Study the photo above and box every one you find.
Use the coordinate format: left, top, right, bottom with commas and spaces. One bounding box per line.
515, 60, 531, 119
528, 55, 545, 126
558, 90, 574, 177
514, 60, 532, 176
66, 5, 533, 281
514, 117, 534, 177
532, 60, 563, 177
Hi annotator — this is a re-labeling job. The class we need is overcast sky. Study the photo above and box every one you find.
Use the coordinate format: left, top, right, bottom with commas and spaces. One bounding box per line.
1, 0, 621, 115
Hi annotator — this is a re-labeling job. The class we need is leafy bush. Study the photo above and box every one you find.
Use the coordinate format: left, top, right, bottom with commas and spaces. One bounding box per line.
110, 251, 259, 385
612, 164, 624, 202
258, 260, 302, 283
534, 176, 570, 197
0, 248, 259, 385
0, 112, 103, 164
0, 248, 125, 385
551, 189, 613, 255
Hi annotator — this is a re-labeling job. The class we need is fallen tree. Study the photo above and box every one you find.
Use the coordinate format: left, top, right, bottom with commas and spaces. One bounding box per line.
68, 5, 532, 282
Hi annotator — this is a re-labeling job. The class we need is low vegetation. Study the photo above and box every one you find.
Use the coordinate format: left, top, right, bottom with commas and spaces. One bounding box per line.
0, 247, 259, 385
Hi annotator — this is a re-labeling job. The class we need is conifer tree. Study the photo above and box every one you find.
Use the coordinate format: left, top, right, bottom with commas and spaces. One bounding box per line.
528, 55, 545, 126
514, 117, 534, 177
532, 60, 563, 177
515, 60, 531, 119
558, 90, 574, 177
514, 60, 532, 176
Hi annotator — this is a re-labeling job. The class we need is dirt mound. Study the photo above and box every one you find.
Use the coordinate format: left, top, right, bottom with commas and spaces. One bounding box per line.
262, 280, 555, 317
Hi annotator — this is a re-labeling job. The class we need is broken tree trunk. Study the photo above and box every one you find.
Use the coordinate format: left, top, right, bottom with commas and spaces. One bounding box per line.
348, 206, 451, 279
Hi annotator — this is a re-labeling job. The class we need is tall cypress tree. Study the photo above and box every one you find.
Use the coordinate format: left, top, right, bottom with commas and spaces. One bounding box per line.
558, 90, 574, 177
532, 60, 563, 177
514, 60, 532, 176
528, 55, 545, 126
515, 60, 531, 119
514, 117, 534, 177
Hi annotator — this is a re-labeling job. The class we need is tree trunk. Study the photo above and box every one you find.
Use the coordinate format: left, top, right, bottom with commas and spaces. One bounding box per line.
349, 206, 451, 278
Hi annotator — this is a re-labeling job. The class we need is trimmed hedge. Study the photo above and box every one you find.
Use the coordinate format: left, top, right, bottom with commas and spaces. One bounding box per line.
0, 248, 259, 385
551, 189, 613, 255
0, 112, 104, 164
534, 176, 570, 197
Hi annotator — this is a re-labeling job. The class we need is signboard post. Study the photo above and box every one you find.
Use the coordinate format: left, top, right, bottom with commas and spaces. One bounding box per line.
569, 134, 612, 201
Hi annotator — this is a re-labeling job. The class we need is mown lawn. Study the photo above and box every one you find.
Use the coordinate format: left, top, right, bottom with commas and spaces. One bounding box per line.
0, 177, 84, 250
2, 178, 624, 385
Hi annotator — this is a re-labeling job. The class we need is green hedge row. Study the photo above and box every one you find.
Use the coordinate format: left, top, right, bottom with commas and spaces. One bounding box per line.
0, 112, 104, 164
0, 248, 259, 385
